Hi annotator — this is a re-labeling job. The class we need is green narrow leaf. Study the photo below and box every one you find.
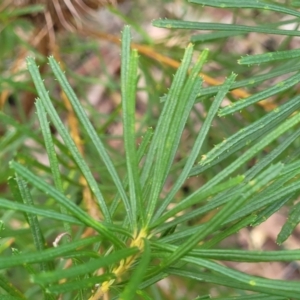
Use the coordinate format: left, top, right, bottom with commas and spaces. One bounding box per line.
158, 50, 207, 184
10, 161, 124, 248
120, 239, 151, 299
109, 127, 153, 217
277, 201, 300, 244
197, 61, 300, 100
35, 100, 71, 234
189, 0, 300, 19
152, 19, 300, 37
281, 160, 300, 173
50, 54, 134, 224
35, 100, 63, 193
151, 175, 243, 229
202, 215, 257, 249
182, 256, 300, 298
252, 195, 293, 227
145, 44, 205, 224
15, 174, 52, 273
121, 26, 143, 227
153, 163, 283, 274
158, 166, 300, 241
0, 275, 26, 299
46, 274, 115, 294
244, 128, 300, 181
162, 164, 300, 242
0, 236, 101, 269
227, 178, 300, 225
138, 272, 168, 290
191, 30, 245, 42
137, 128, 154, 162
156, 188, 246, 240
195, 110, 300, 191
32, 247, 138, 284
0, 198, 82, 225
26, 57, 112, 223
153, 72, 236, 221
7, 176, 29, 222
141, 43, 194, 190
223, 165, 300, 225
11, 248, 40, 277
239, 49, 300, 65
188, 246, 300, 263
219, 72, 300, 116
136, 290, 153, 300
192, 94, 300, 175
169, 268, 297, 299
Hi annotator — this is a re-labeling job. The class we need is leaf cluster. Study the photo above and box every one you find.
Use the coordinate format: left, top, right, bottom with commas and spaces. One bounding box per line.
1, 0, 300, 299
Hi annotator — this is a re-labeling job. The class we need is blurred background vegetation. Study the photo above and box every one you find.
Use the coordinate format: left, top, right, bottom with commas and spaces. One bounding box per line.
1, 0, 300, 299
